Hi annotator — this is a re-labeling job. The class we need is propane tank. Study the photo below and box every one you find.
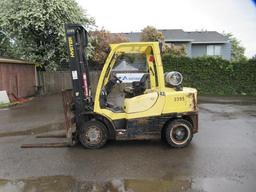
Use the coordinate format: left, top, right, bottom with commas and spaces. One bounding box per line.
164, 71, 183, 87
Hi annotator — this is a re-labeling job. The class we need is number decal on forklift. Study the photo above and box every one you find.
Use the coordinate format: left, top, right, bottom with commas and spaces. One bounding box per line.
174, 97, 185, 102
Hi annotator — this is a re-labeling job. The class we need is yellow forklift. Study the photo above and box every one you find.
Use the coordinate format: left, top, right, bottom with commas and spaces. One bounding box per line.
22, 24, 198, 149
60, 24, 198, 149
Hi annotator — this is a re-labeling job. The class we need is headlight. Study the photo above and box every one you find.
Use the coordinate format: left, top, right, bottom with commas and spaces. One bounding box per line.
165, 71, 183, 86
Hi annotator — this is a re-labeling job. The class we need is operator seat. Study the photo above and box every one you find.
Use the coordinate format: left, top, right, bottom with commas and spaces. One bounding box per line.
124, 73, 149, 98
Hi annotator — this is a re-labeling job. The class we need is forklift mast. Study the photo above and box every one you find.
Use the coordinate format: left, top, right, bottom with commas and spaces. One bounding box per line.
65, 24, 92, 126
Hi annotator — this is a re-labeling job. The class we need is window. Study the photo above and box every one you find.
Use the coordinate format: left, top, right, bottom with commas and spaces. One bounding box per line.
214, 45, 221, 55
112, 53, 148, 83
112, 53, 148, 72
207, 45, 221, 56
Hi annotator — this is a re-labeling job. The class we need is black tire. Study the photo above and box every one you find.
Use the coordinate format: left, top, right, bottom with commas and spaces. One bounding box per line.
78, 120, 108, 149
165, 119, 193, 148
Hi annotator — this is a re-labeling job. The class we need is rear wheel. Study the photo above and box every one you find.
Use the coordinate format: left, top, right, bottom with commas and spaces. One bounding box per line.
165, 119, 193, 148
79, 120, 108, 149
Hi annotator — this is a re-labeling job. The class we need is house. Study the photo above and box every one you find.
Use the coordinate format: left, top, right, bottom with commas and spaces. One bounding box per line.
0, 58, 36, 98
121, 29, 231, 60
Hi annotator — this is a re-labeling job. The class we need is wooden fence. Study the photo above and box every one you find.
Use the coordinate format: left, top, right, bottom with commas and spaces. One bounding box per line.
38, 71, 101, 96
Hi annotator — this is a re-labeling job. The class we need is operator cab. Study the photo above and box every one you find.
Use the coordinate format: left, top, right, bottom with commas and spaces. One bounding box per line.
100, 49, 156, 113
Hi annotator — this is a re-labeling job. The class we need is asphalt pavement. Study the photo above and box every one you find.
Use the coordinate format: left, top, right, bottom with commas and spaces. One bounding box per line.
0, 94, 255, 192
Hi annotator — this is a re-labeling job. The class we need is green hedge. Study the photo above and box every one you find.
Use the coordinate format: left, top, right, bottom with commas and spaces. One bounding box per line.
162, 55, 256, 96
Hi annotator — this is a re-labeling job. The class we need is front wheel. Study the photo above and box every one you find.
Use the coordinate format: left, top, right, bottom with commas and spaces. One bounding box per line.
79, 120, 108, 149
165, 119, 193, 148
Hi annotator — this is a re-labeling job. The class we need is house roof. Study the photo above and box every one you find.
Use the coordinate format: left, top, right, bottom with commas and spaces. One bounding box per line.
0, 57, 34, 65
121, 29, 229, 44
161, 29, 192, 41
121, 32, 141, 42
183, 31, 229, 43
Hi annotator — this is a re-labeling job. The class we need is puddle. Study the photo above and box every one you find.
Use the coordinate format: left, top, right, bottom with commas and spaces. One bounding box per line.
0, 176, 77, 192
191, 177, 256, 192
123, 178, 191, 192
0, 176, 191, 192
0, 122, 64, 138
199, 103, 256, 120
199, 106, 237, 120
198, 97, 256, 105
0, 175, 255, 192
242, 110, 256, 117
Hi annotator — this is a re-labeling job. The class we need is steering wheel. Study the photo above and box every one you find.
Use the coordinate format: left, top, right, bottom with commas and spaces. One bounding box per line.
124, 74, 149, 98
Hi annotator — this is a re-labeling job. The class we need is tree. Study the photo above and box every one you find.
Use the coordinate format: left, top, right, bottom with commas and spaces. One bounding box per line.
140, 26, 164, 42
89, 29, 128, 68
0, 0, 94, 70
162, 44, 187, 57
0, 27, 24, 58
223, 33, 246, 62
140, 26, 186, 57
0, 29, 13, 57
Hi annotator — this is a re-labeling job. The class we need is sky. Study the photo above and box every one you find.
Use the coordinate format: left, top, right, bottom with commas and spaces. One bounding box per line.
76, 0, 256, 57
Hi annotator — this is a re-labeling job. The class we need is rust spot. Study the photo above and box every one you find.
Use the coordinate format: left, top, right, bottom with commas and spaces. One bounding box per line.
62, 89, 75, 139
182, 111, 199, 133
192, 93, 197, 111
187, 93, 197, 112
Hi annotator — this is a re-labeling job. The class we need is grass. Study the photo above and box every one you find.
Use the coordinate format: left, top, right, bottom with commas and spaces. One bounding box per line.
0, 102, 19, 109
0, 103, 10, 108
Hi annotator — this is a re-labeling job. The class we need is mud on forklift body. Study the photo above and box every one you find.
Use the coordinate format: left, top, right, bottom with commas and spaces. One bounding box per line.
63, 24, 198, 149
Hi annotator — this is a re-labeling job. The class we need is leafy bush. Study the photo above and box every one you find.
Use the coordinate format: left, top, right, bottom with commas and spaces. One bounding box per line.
162, 55, 256, 96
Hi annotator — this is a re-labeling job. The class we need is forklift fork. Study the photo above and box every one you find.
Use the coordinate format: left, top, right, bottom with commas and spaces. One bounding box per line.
62, 89, 76, 140
21, 89, 76, 148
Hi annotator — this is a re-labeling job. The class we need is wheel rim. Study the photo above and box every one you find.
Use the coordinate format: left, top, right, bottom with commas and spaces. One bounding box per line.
84, 126, 102, 145
170, 123, 191, 145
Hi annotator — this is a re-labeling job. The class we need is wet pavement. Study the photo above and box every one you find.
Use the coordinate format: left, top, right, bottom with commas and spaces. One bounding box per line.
0, 94, 256, 192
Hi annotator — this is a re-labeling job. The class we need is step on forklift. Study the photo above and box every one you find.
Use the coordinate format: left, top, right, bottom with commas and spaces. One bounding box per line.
22, 24, 198, 149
